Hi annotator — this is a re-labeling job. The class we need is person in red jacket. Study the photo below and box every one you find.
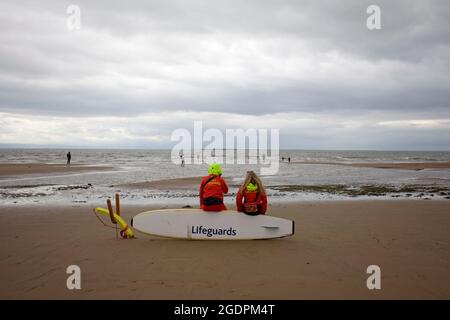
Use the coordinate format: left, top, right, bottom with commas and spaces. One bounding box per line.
199, 163, 228, 212
236, 171, 267, 215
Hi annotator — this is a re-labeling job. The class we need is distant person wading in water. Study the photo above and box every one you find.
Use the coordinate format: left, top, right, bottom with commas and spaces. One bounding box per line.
199, 163, 228, 212
66, 152, 71, 166
236, 171, 267, 215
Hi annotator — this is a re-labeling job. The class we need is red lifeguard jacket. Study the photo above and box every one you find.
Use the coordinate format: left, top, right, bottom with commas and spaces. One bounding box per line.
236, 190, 267, 215
199, 175, 228, 211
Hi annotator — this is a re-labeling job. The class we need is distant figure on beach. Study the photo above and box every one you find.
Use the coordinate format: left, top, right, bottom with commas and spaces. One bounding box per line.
282, 157, 285, 161
66, 152, 71, 166
181, 156, 185, 168
199, 163, 228, 212
236, 171, 267, 215
288, 157, 291, 163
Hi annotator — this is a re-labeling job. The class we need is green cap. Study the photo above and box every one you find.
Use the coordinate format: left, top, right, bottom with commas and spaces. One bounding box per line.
208, 163, 222, 176
246, 182, 258, 192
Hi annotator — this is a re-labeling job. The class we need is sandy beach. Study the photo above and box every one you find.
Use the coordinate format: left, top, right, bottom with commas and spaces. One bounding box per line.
3, 0, 450, 306
0, 163, 113, 176
1, 200, 449, 299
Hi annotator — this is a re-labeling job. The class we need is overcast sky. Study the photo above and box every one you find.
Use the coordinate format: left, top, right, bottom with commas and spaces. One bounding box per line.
0, 0, 449, 150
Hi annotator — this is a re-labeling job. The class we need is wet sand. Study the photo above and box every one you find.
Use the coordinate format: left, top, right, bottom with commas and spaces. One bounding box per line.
351, 162, 450, 170
0, 200, 449, 299
118, 176, 240, 190
0, 163, 113, 177
118, 176, 205, 190
292, 161, 450, 170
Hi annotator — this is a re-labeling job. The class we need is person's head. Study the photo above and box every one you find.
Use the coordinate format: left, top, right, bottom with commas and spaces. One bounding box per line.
207, 163, 222, 176
239, 171, 266, 195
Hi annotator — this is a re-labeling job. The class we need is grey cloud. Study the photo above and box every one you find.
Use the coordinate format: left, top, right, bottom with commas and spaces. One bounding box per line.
0, 0, 449, 148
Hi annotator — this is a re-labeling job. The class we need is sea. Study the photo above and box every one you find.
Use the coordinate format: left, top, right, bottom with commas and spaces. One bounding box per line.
1, 149, 449, 206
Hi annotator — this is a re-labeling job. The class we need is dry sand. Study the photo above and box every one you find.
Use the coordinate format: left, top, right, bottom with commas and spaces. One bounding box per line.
0, 163, 113, 177
1, 200, 449, 299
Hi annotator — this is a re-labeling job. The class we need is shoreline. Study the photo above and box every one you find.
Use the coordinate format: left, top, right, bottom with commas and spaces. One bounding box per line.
1, 160, 450, 178
1, 200, 449, 299
0, 163, 114, 177
1, 162, 449, 205
291, 161, 450, 170
1, 180, 449, 207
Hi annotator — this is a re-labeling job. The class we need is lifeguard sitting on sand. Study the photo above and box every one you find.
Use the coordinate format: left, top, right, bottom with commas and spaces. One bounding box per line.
199, 163, 228, 211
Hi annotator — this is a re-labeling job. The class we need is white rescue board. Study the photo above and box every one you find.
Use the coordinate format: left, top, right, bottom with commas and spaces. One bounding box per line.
131, 209, 294, 240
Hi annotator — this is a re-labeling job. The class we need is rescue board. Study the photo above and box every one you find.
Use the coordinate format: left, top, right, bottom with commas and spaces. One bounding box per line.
131, 209, 294, 240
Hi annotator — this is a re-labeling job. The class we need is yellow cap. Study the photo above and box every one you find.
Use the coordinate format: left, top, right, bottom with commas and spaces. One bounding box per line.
208, 163, 222, 176
246, 182, 258, 192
